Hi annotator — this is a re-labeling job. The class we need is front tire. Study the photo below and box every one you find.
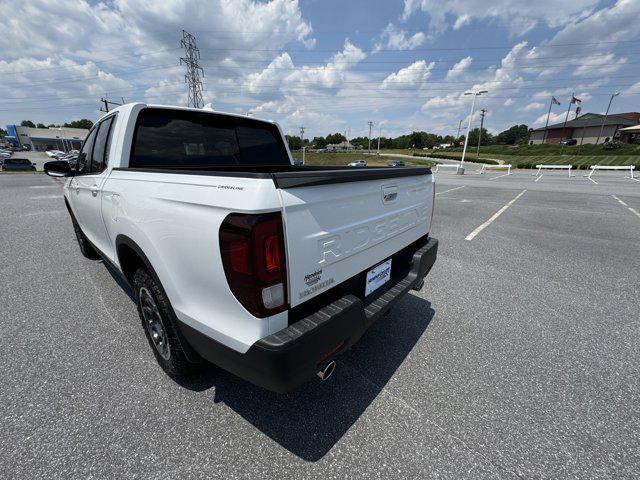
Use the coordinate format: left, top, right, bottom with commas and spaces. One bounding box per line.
132, 268, 194, 377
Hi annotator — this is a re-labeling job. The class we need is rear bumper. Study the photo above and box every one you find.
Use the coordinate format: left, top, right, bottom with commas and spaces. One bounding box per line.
179, 237, 438, 393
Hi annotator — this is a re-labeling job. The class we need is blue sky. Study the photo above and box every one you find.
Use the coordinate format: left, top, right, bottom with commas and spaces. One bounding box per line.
1, 0, 639, 139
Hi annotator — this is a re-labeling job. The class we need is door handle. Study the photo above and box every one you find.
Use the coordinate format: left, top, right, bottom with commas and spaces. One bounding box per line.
90, 185, 99, 197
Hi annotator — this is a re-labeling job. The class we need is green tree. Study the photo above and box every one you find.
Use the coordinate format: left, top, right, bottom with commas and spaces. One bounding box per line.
467, 128, 493, 147
285, 135, 303, 150
349, 136, 369, 149
20, 120, 36, 128
325, 133, 347, 145
63, 119, 94, 129
312, 136, 327, 148
0, 127, 7, 137
36, 123, 48, 129
496, 124, 530, 145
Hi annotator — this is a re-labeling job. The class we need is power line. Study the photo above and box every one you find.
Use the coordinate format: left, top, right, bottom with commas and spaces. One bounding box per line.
180, 30, 205, 108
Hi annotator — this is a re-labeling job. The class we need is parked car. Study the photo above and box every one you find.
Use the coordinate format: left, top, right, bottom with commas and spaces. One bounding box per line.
560, 139, 577, 146
1, 158, 36, 171
388, 160, 405, 167
45, 150, 66, 158
44, 103, 438, 392
347, 160, 367, 167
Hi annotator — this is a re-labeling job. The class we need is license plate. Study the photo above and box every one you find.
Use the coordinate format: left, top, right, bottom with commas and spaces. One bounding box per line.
365, 258, 392, 296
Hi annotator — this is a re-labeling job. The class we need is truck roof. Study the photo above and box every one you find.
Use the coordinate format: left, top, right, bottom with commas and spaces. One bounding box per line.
103, 102, 277, 126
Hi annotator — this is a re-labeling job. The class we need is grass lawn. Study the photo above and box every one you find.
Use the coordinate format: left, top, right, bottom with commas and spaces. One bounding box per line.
299, 151, 436, 167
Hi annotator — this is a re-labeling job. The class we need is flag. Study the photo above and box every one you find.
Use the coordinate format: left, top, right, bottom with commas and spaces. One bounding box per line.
551, 96, 561, 105
571, 96, 582, 104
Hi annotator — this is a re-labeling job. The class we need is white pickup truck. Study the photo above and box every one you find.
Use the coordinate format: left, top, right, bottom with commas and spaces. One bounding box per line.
44, 103, 438, 392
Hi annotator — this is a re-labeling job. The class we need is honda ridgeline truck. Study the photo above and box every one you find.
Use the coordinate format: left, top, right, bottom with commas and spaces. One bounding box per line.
44, 103, 438, 392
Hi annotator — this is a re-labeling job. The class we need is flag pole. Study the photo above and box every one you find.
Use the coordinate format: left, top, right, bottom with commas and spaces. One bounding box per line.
542, 97, 553, 144
559, 92, 573, 145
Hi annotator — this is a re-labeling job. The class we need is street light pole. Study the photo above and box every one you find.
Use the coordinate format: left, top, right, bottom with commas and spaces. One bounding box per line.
461, 90, 487, 169
377, 125, 381, 155
595, 92, 620, 145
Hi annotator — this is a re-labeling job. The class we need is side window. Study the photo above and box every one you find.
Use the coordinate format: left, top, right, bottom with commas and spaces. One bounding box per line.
77, 127, 97, 174
91, 116, 115, 173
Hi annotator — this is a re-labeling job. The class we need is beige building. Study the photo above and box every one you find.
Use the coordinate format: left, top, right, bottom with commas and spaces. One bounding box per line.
5, 125, 89, 152
326, 140, 355, 151
529, 112, 640, 145
619, 125, 640, 144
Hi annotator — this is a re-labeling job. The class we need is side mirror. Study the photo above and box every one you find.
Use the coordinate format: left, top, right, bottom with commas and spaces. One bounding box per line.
44, 160, 74, 177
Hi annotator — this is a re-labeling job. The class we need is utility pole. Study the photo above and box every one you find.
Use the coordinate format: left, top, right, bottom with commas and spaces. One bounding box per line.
99, 96, 121, 113
299, 126, 305, 164
461, 90, 487, 170
180, 30, 205, 108
595, 92, 620, 145
476, 108, 487, 158
377, 125, 381, 155
367, 121, 374, 152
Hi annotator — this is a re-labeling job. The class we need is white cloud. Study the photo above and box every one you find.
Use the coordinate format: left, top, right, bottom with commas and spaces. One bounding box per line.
382, 60, 434, 89
521, 102, 544, 112
504, 98, 514, 106
400, 0, 599, 37
533, 111, 566, 126
445, 56, 472, 79
373, 23, 426, 53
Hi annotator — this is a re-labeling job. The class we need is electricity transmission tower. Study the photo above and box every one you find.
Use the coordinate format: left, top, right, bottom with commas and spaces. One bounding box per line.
367, 121, 373, 152
180, 30, 205, 108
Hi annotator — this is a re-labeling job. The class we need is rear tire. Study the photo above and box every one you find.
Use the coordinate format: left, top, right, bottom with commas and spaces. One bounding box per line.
132, 268, 194, 377
71, 215, 100, 259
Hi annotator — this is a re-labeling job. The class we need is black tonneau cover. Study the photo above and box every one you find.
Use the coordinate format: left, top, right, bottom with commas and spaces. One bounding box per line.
271, 165, 431, 189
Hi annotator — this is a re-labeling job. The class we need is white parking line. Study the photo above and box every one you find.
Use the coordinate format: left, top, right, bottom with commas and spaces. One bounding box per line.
489, 173, 511, 181
612, 195, 640, 219
465, 190, 527, 241
30, 195, 61, 200
436, 185, 466, 196
534, 174, 543, 182
587, 176, 598, 185
28, 185, 58, 189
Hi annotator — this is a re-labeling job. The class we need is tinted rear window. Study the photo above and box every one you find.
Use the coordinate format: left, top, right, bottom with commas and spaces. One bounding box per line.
130, 109, 290, 169
6, 158, 30, 165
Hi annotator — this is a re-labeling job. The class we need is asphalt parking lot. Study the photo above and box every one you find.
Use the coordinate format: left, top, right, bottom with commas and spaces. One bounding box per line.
1, 170, 639, 479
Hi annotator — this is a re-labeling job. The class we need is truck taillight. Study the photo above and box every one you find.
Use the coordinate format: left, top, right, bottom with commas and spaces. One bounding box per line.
219, 212, 287, 318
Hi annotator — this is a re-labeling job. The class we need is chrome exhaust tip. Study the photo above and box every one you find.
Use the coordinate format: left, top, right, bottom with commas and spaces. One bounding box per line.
317, 360, 336, 381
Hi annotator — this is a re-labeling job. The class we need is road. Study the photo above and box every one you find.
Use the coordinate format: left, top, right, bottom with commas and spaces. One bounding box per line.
1, 170, 639, 478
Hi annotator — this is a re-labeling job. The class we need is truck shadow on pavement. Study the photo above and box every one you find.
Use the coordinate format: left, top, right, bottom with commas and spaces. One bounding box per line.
102, 259, 435, 461
203, 295, 435, 462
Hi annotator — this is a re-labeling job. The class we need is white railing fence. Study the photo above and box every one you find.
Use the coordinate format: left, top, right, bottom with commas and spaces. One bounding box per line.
434, 163, 461, 174
587, 165, 635, 179
478, 164, 512, 175
533, 164, 573, 177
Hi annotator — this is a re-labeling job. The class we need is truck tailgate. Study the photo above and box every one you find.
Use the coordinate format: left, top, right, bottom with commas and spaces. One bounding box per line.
276, 168, 434, 307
